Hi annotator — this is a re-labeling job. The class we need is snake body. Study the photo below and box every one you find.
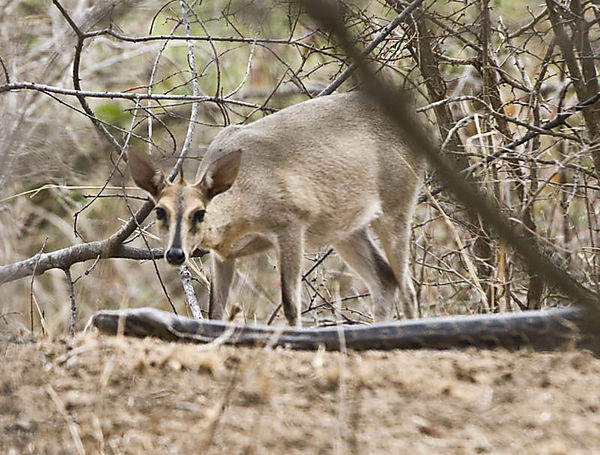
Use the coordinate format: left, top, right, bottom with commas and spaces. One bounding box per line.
89, 306, 600, 353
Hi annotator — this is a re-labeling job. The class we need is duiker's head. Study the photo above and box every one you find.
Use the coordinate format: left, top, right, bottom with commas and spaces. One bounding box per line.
128, 149, 241, 266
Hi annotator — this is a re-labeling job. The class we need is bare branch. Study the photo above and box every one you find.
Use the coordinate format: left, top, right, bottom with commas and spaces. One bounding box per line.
29, 239, 48, 333
64, 267, 77, 337
419, 91, 600, 203
0, 81, 269, 108
89, 306, 600, 353
0, 242, 207, 285
179, 265, 203, 319
318, 0, 423, 96
85, 28, 338, 58
0, 55, 9, 84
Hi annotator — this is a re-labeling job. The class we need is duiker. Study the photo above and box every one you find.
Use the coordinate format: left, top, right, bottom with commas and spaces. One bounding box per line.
129, 92, 425, 326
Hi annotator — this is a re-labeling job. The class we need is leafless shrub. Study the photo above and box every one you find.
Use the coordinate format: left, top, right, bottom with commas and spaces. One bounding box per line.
0, 0, 599, 334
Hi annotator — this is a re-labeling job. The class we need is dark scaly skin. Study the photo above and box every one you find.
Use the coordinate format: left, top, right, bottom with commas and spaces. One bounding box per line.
88, 307, 600, 354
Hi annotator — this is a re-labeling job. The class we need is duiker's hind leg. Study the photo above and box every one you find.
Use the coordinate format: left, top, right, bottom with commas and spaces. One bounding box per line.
209, 255, 235, 319
372, 216, 418, 319
334, 228, 399, 321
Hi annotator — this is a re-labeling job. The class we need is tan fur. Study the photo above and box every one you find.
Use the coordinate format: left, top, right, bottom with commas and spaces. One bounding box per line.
129, 92, 425, 326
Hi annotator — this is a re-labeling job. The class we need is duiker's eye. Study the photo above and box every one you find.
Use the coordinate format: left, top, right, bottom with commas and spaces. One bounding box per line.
155, 207, 167, 221
192, 209, 205, 223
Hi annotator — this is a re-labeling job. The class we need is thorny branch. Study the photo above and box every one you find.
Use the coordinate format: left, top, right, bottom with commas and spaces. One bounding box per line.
318, 0, 424, 96
419, 92, 600, 203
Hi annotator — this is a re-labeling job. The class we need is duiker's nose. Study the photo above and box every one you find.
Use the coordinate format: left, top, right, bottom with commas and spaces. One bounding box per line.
165, 248, 186, 265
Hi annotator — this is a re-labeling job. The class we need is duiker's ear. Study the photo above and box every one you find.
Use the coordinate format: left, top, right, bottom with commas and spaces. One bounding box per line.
196, 150, 242, 200
128, 149, 166, 200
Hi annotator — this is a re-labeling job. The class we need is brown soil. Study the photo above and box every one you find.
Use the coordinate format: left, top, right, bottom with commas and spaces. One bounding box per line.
2, 331, 600, 454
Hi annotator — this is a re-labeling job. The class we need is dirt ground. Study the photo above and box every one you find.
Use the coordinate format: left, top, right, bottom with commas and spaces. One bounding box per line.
1, 329, 600, 455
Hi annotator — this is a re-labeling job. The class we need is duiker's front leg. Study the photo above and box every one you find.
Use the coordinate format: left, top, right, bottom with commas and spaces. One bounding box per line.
209, 254, 235, 319
277, 229, 304, 327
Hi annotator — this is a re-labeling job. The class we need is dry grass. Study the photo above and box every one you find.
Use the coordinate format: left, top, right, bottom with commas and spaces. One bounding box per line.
2, 331, 600, 454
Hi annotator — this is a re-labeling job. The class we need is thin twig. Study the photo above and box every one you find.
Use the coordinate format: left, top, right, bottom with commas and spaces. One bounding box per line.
318, 0, 423, 96
418, 91, 600, 203
0, 81, 272, 107
84, 28, 338, 57
0, 55, 9, 84
82, 193, 149, 201
173, 0, 201, 176
64, 267, 77, 337
29, 238, 48, 334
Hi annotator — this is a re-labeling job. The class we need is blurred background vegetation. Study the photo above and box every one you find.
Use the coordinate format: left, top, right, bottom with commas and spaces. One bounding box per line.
1, 0, 599, 335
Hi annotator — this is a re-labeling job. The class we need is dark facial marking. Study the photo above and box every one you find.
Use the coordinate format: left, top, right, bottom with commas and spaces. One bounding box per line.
171, 187, 184, 250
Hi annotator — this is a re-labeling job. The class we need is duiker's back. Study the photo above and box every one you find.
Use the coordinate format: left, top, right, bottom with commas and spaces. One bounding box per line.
198, 92, 425, 248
